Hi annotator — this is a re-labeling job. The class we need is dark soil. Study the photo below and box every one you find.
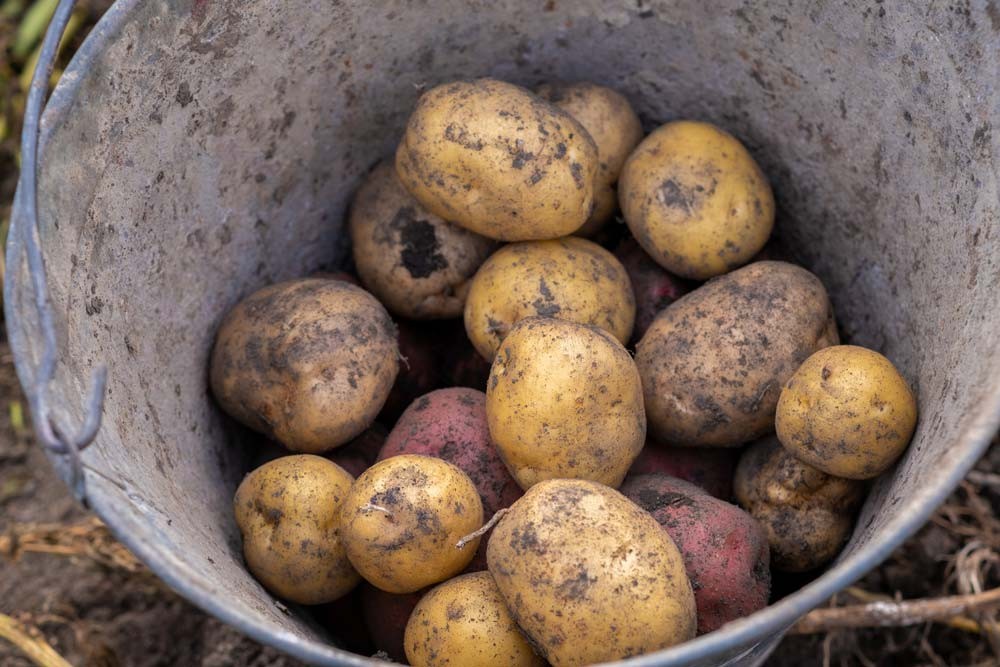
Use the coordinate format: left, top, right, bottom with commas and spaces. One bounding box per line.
0, 340, 308, 667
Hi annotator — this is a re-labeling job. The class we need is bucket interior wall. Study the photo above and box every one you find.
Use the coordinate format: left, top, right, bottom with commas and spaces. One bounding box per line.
8, 0, 999, 665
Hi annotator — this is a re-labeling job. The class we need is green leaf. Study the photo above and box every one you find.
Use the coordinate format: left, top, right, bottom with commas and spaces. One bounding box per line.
17, 9, 82, 92
0, 0, 26, 20
12, 0, 59, 61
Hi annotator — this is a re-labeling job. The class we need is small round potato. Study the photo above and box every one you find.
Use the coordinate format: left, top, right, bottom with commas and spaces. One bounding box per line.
396, 78, 599, 241
210, 279, 398, 453
619, 120, 775, 279
379, 387, 523, 571
380, 388, 522, 518
234, 455, 360, 604
488, 479, 696, 665
404, 572, 544, 667
350, 160, 496, 319
776, 345, 917, 479
734, 437, 864, 572
636, 261, 838, 447
536, 81, 643, 236
487, 317, 646, 489
464, 238, 636, 361
339, 455, 484, 593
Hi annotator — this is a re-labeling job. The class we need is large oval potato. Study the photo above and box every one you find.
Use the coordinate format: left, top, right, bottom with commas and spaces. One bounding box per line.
339, 455, 484, 593
621, 474, 770, 634
234, 455, 360, 604
396, 78, 599, 241
620, 120, 775, 279
487, 317, 645, 489
350, 160, 496, 319
776, 345, 917, 479
734, 436, 864, 572
404, 572, 544, 667
210, 279, 398, 453
536, 81, 643, 236
488, 479, 696, 665
636, 261, 838, 447
464, 238, 636, 360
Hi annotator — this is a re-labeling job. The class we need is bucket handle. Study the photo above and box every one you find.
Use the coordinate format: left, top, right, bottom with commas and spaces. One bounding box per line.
13, 0, 107, 505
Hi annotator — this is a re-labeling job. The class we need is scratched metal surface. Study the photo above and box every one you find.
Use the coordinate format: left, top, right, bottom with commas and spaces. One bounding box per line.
5, 1, 1000, 665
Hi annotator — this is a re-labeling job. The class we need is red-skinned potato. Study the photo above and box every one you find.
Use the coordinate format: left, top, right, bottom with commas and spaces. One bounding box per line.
440, 320, 493, 390
314, 588, 374, 655
380, 319, 443, 423
360, 584, 425, 662
614, 237, 691, 342
629, 444, 738, 500
326, 424, 387, 478
379, 388, 522, 571
621, 474, 770, 634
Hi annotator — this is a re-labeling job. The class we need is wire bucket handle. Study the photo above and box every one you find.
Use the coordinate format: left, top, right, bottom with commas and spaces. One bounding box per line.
10, 0, 107, 504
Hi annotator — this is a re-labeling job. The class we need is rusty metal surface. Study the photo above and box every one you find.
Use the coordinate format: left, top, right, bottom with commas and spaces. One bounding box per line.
5, 1, 1000, 665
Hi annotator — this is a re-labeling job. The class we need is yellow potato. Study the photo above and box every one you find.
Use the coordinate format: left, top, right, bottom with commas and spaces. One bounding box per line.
463, 237, 636, 361
487, 317, 645, 489
396, 78, 599, 241
734, 437, 863, 572
636, 261, 838, 447
619, 120, 775, 279
404, 572, 544, 667
776, 345, 917, 479
339, 455, 484, 593
233, 455, 359, 604
536, 82, 643, 236
488, 479, 696, 665
349, 160, 496, 319
210, 279, 398, 453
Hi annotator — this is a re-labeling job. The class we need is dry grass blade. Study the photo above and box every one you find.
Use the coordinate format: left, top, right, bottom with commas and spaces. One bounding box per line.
967, 470, 1000, 489
843, 586, 983, 634
455, 507, 508, 549
789, 587, 1000, 634
950, 543, 1000, 659
0, 516, 144, 573
0, 612, 72, 667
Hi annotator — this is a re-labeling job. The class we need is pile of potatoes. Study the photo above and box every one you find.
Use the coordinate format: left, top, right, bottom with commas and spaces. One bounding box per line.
210, 78, 918, 666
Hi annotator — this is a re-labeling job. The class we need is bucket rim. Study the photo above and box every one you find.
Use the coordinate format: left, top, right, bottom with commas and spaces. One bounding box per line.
6, 1, 1000, 665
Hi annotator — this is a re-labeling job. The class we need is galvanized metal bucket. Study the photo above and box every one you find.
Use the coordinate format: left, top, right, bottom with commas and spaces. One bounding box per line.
6, 1, 1000, 665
